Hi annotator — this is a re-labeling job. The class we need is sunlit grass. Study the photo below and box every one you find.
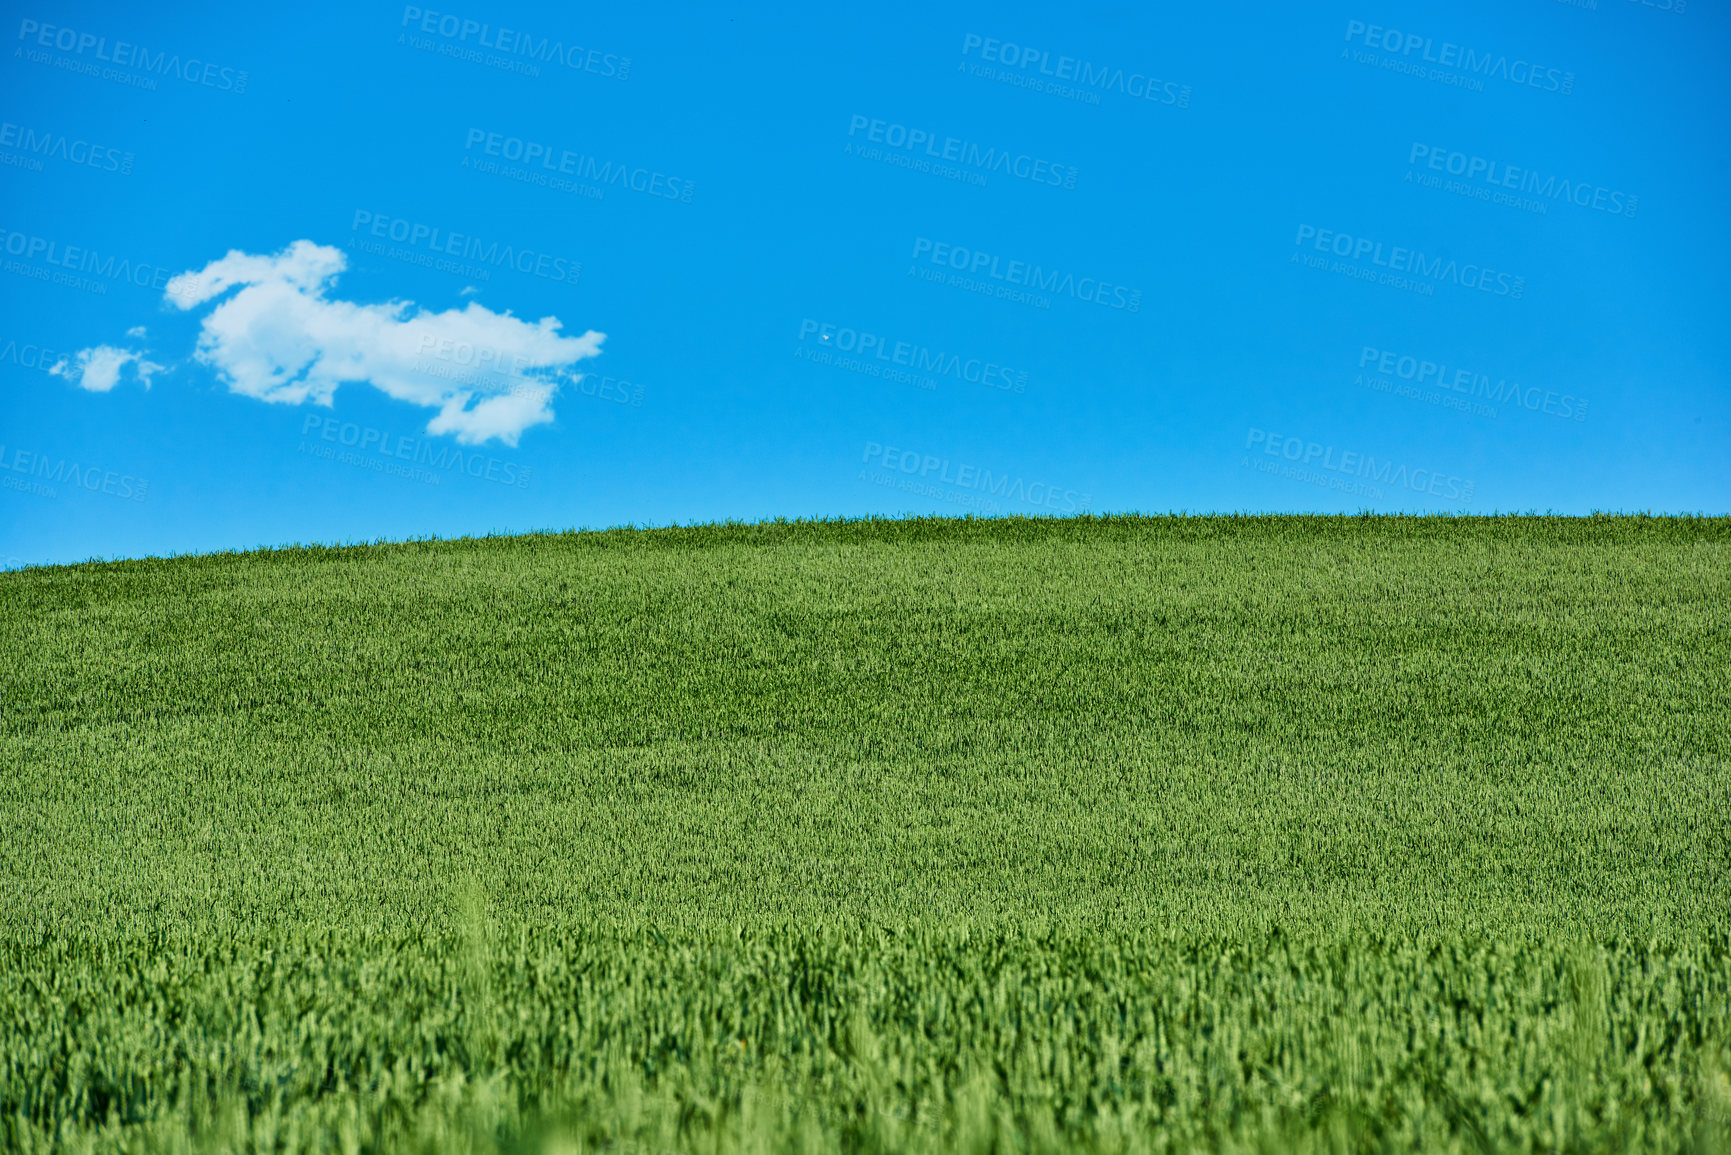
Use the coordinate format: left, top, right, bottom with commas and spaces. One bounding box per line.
2, 514, 1726, 1151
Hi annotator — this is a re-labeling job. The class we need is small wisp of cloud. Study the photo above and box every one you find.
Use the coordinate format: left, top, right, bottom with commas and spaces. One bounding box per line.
50, 341, 163, 393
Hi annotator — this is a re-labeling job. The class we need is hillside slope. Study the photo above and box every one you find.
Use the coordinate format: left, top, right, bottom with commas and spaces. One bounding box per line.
5, 514, 1725, 937
2, 515, 1727, 1152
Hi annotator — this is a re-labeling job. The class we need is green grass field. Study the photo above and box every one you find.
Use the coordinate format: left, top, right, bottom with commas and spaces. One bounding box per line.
3, 515, 1728, 1153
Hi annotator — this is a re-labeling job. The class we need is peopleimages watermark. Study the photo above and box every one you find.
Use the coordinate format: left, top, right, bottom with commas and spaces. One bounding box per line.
348, 210, 581, 286
297, 414, 532, 488
0, 442, 148, 502
0, 120, 133, 175
909, 237, 1141, 313
1406, 143, 1637, 220
861, 441, 1091, 515
1292, 225, 1525, 300
958, 34, 1191, 110
795, 319, 1027, 395
0, 227, 186, 298
843, 115, 1079, 190
15, 18, 248, 93
461, 129, 693, 205
0, 336, 71, 375
1243, 428, 1475, 504
397, 7, 629, 79
1356, 345, 1588, 422
1565, 0, 1691, 15
1341, 19, 1573, 96
412, 336, 645, 407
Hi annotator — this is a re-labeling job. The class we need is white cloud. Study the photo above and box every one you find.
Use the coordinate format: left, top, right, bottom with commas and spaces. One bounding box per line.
140, 240, 603, 445
51, 345, 164, 393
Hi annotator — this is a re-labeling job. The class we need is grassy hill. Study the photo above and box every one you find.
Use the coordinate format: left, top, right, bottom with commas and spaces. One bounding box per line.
2, 515, 1727, 1152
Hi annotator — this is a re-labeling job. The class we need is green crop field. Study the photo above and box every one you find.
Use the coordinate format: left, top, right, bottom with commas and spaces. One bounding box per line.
2, 515, 1728, 1153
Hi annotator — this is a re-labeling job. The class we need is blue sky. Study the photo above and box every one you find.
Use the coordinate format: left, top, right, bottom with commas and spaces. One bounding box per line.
2, 0, 1726, 567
